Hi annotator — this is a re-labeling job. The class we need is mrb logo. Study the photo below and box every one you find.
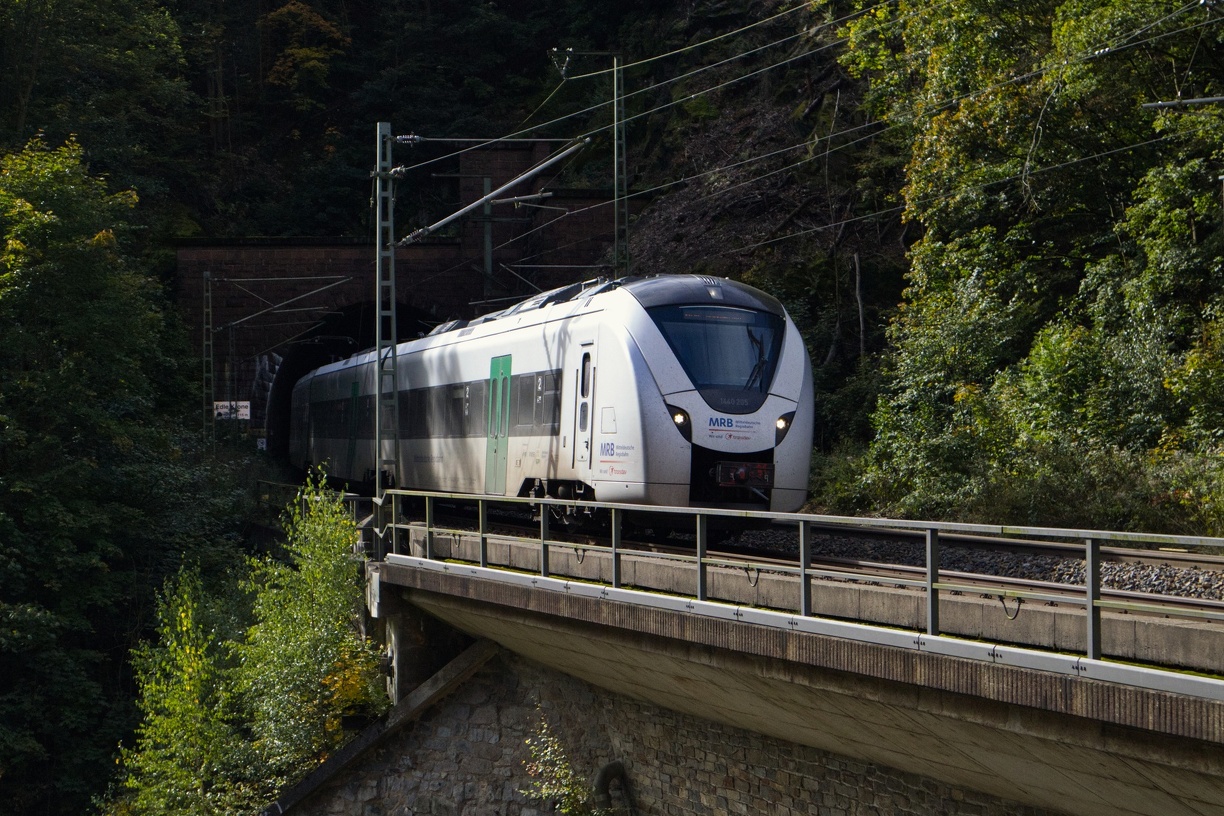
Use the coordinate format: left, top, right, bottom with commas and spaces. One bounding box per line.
599, 442, 617, 457
708, 416, 734, 428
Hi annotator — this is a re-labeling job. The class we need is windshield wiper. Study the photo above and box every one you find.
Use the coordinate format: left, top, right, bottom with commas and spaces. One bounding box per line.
744, 327, 766, 390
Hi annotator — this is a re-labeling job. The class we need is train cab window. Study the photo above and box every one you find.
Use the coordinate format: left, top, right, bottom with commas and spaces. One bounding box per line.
581, 353, 592, 398
648, 304, 785, 413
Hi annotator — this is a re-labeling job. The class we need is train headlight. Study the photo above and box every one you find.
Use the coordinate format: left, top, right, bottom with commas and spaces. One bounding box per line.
667, 404, 692, 442
775, 411, 795, 445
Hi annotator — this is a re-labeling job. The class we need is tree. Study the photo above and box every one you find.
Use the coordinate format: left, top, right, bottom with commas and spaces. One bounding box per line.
522, 707, 611, 816
107, 475, 388, 813
234, 473, 387, 793
0, 137, 238, 815
0, 0, 195, 225
824, 0, 1224, 529
115, 570, 259, 815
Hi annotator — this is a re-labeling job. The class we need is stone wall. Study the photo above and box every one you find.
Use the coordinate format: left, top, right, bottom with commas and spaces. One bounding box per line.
295, 652, 1058, 816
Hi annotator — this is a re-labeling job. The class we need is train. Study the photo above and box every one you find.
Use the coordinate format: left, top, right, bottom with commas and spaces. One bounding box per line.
288, 274, 814, 513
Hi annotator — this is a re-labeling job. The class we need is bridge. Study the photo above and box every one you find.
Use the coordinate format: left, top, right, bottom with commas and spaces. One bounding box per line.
268, 494, 1224, 816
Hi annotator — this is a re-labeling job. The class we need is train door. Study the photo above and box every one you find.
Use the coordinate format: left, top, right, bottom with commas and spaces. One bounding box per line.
573, 342, 595, 470
485, 355, 512, 494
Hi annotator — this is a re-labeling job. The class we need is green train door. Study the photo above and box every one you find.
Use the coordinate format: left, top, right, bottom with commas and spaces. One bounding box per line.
485, 355, 512, 494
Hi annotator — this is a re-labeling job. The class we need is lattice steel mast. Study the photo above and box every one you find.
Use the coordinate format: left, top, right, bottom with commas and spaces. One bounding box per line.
373, 122, 400, 496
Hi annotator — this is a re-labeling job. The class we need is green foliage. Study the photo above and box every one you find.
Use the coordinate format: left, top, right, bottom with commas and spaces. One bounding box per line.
235, 472, 386, 785
0, 136, 241, 816
821, 0, 1224, 529
0, 0, 193, 226
116, 571, 260, 815
521, 708, 609, 816
108, 474, 388, 814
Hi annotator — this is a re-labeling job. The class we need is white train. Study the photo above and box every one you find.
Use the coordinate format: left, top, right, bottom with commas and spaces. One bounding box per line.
288, 274, 814, 512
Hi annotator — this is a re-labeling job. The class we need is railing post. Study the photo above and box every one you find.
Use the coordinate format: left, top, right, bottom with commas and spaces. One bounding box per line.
424, 495, 434, 560
375, 496, 388, 560
799, 520, 811, 617
1086, 537, 1102, 660
389, 493, 398, 557
540, 505, 550, 578
925, 528, 941, 636
610, 507, 622, 588
696, 513, 708, 602
478, 499, 489, 568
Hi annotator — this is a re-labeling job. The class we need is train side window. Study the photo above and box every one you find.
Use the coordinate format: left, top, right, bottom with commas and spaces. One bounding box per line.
536, 371, 561, 431
488, 378, 501, 437
447, 385, 465, 436
467, 380, 487, 437
581, 353, 592, 398
513, 374, 535, 429
501, 375, 511, 436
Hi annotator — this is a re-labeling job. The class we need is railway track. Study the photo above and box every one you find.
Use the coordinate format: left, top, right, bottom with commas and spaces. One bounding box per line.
408, 505, 1224, 622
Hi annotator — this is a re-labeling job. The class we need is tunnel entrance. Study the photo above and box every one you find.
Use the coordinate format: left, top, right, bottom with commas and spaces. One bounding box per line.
264, 300, 433, 458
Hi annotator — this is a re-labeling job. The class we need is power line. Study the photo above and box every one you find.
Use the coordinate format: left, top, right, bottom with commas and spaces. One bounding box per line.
401, 1, 1221, 298
565, 3, 813, 81
396, 0, 904, 174
636, 3, 1221, 216
504, 8, 1219, 264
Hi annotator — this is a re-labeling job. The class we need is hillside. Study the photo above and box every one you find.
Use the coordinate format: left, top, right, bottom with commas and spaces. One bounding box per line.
2, 2, 1224, 810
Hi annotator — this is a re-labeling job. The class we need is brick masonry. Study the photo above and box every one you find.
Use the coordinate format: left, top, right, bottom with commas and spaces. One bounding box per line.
294, 652, 1057, 816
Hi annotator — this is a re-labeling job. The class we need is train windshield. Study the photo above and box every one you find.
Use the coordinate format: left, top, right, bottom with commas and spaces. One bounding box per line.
647, 305, 785, 413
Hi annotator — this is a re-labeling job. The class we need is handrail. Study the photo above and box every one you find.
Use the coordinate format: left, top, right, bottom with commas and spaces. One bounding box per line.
377, 488, 1224, 549
370, 488, 1224, 669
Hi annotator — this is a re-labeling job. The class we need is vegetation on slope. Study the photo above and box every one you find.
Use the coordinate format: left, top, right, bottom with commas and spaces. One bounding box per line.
106, 475, 387, 815
816, 0, 1224, 532
0, 138, 246, 814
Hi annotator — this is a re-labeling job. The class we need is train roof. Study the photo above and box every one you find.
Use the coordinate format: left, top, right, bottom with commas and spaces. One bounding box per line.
620, 275, 785, 316
302, 275, 786, 378
427, 274, 785, 338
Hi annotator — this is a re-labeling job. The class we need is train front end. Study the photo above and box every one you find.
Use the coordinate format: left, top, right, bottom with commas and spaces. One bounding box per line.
623, 276, 814, 513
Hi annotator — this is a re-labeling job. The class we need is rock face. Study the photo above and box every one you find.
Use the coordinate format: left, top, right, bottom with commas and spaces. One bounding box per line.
293, 652, 1054, 816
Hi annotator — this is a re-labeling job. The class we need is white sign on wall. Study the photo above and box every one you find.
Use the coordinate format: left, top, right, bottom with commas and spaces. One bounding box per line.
213, 401, 250, 420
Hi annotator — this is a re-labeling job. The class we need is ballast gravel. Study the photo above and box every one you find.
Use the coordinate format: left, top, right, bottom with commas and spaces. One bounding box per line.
732, 529, 1224, 602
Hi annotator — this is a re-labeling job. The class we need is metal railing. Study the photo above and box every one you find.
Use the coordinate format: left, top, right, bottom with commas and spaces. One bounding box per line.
370, 488, 1224, 666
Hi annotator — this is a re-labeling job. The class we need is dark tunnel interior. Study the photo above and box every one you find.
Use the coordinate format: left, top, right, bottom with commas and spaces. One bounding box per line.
264, 300, 434, 458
